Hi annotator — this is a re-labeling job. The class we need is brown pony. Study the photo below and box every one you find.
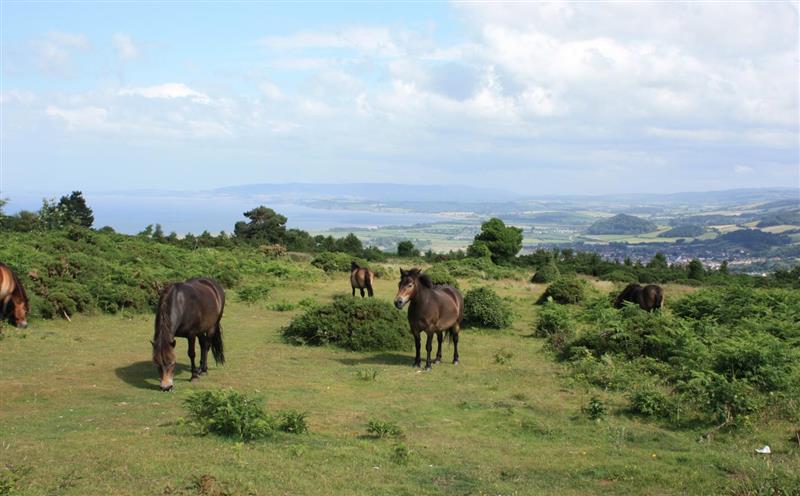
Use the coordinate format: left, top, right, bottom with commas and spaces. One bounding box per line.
394, 268, 463, 369
0, 263, 29, 328
613, 283, 664, 312
350, 261, 374, 298
152, 278, 225, 391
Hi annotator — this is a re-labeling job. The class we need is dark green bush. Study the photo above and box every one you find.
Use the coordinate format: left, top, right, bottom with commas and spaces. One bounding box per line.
238, 283, 272, 304
537, 277, 588, 305
463, 287, 513, 328
535, 302, 575, 352
278, 411, 308, 434
423, 265, 459, 288
184, 389, 275, 441
628, 385, 672, 418
531, 263, 560, 283
282, 296, 408, 351
311, 251, 367, 273
583, 396, 606, 421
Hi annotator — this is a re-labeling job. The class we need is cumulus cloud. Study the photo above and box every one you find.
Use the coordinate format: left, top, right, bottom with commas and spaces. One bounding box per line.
117, 83, 211, 104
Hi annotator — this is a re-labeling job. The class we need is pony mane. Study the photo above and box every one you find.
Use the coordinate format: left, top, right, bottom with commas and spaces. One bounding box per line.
418, 273, 433, 288
9, 268, 29, 311
153, 284, 176, 362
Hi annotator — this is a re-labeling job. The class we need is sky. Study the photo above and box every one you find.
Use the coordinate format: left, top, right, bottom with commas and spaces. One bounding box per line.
1, 1, 799, 199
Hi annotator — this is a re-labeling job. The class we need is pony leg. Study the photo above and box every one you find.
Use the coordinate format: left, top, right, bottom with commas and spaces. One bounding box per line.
413, 333, 422, 368
434, 332, 443, 364
452, 327, 460, 365
366, 282, 374, 298
425, 333, 433, 370
188, 335, 199, 380
352, 286, 356, 297
360, 288, 365, 298
198, 334, 209, 374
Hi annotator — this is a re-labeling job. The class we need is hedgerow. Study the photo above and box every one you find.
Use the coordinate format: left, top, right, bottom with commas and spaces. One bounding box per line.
0, 230, 319, 319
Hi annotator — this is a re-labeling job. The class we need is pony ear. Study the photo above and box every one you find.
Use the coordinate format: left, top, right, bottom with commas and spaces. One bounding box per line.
400, 268, 407, 277
150, 340, 155, 347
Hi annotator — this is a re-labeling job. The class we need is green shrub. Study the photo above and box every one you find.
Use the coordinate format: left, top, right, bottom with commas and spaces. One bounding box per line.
184, 389, 275, 441
282, 296, 408, 351
366, 419, 403, 439
355, 368, 380, 381
392, 443, 411, 465
278, 411, 308, 434
311, 252, 366, 273
531, 263, 560, 283
537, 277, 588, 305
604, 270, 638, 283
583, 396, 606, 421
535, 302, 576, 352
463, 286, 513, 328
423, 265, 459, 288
628, 385, 672, 418
238, 283, 272, 304
268, 301, 296, 312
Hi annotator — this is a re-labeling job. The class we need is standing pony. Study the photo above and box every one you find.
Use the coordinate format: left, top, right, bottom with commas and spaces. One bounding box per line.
613, 283, 664, 312
350, 261, 375, 298
394, 268, 463, 370
0, 263, 29, 328
152, 278, 225, 391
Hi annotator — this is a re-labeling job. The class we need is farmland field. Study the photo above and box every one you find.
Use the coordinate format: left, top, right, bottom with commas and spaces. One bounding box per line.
1, 272, 796, 495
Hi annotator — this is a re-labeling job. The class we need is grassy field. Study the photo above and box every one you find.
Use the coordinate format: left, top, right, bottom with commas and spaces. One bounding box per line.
1, 274, 797, 495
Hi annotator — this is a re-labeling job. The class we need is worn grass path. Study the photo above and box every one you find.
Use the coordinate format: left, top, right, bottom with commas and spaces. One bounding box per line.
0, 276, 796, 495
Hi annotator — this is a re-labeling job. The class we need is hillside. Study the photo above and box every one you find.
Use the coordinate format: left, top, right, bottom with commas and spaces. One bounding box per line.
586, 214, 658, 235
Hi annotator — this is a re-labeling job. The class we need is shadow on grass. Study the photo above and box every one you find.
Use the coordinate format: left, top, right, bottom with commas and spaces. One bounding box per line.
115, 360, 190, 391
335, 352, 411, 367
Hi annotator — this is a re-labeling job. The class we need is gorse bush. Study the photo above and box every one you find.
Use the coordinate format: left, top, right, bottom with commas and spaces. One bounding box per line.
282, 295, 408, 351
537, 277, 588, 305
0, 230, 319, 319
463, 286, 513, 328
423, 265, 460, 288
311, 252, 366, 273
531, 263, 560, 283
535, 302, 575, 352
238, 283, 272, 303
557, 286, 800, 428
184, 389, 275, 441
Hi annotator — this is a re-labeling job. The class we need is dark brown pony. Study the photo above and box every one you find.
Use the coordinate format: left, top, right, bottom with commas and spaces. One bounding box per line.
350, 261, 374, 298
613, 283, 664, 312
394, 268, 463, 369
152, 278, 225, 391
0, 263, 29, 328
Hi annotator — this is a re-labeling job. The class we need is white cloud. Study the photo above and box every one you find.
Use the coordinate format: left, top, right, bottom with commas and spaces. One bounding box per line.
31, 31, 91, 75
46, 105, 113, 131
112, 33, 140, 60
117, 83, 210, 104
734, 165, 755, 174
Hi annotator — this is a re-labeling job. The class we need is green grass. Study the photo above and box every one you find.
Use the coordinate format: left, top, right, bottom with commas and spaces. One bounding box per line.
0, 274, 797, 495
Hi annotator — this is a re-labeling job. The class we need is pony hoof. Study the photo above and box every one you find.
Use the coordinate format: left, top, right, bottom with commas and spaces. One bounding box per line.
434, 359, 441, 364
425, 366, 432, 371
453, 360, 459, 365
190, 375, 200, 382
199, 370, 208, 376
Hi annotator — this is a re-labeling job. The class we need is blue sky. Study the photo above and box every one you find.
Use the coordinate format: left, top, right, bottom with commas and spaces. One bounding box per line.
2, 1, 798, 199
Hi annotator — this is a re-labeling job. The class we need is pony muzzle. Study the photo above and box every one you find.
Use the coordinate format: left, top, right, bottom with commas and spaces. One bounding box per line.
394, 298, 407, 309
16, 321, 28, 329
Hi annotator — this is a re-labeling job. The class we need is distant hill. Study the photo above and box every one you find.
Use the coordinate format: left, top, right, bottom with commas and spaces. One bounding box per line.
586, 214, 658, 235
658, 225, 705, 238
756, 209, 800, 228
717, 229, 792, 250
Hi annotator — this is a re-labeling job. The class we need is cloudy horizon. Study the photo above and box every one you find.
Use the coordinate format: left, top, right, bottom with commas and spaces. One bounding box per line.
2, 2, 798, 199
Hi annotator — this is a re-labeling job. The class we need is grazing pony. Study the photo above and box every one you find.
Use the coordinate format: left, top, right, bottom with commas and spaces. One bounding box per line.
350, 261, 375, 298
394, 268, 463, 369
0, 263, 29, 328
152, 278, 225, 391
613, 283, 664, 312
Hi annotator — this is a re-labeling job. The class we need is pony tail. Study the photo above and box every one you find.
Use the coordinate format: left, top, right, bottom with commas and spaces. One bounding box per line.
211, 323, 225, 365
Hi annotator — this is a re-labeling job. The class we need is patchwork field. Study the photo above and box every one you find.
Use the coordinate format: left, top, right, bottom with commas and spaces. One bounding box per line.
0, 275, 797, 495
